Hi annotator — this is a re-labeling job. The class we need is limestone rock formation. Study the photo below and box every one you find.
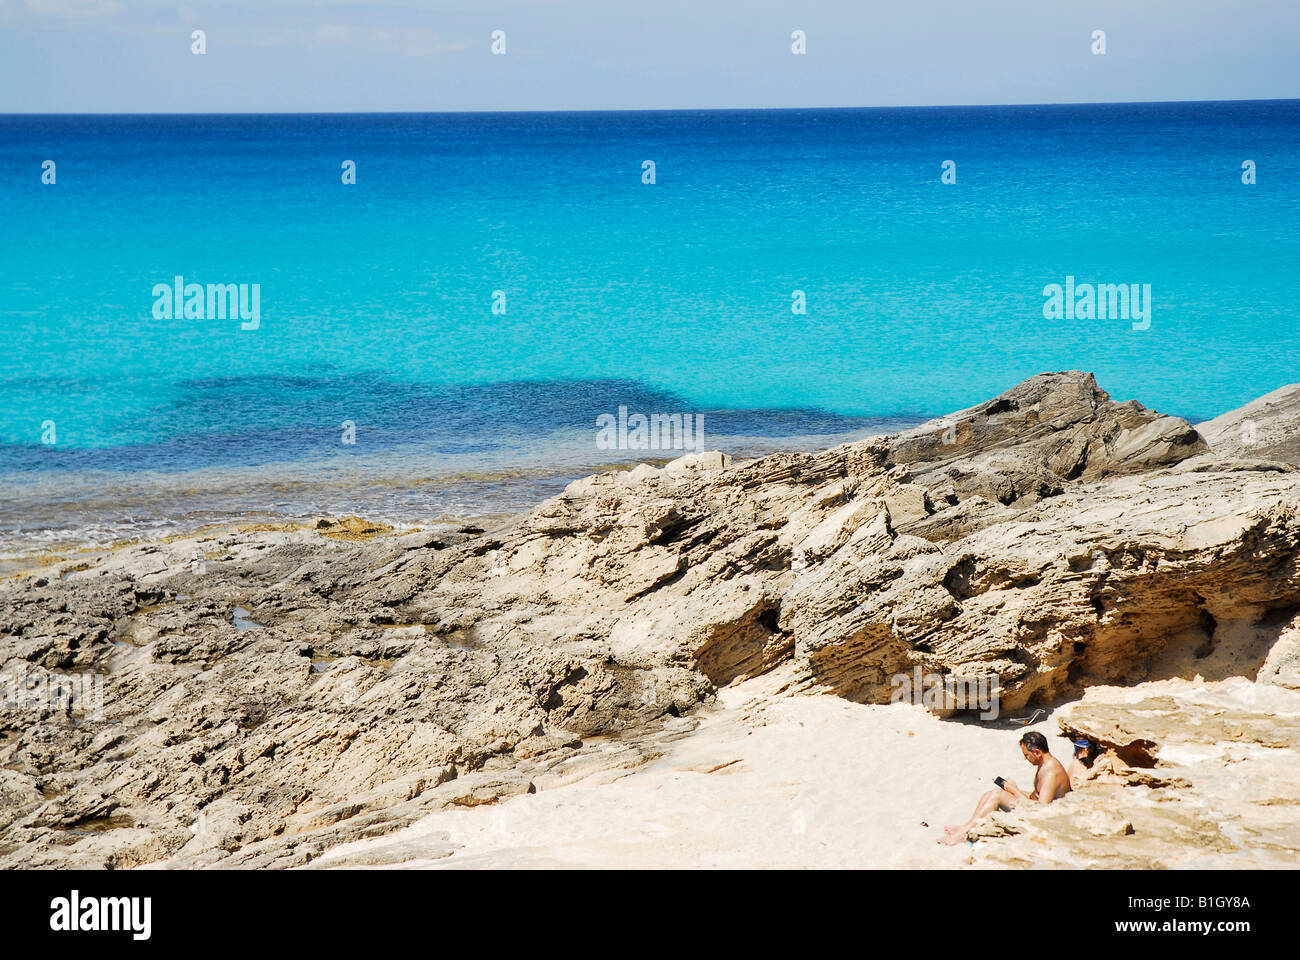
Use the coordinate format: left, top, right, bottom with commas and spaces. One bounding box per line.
888, 371, 1208, 509
2, 370, 1299, 868
1197, 382, 1300, 465
968, 677, 1300, 868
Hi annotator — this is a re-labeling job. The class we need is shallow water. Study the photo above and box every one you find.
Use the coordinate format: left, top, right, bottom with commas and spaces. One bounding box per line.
2, 103, 1297, 561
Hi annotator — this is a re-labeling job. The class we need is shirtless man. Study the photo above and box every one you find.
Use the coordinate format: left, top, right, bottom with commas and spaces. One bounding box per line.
940, 731, 1072, 845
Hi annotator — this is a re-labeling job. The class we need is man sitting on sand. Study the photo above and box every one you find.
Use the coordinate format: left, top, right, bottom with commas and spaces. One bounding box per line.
940, 731, 1072, 845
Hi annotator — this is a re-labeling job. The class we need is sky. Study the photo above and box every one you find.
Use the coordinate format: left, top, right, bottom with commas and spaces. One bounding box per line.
1, 0, 1298, 112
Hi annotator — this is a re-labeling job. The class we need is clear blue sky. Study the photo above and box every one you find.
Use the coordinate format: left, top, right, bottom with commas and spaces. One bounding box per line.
2, 0, 1298, 112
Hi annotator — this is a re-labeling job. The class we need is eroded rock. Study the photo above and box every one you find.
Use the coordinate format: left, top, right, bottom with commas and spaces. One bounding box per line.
3, 371, 1299, 868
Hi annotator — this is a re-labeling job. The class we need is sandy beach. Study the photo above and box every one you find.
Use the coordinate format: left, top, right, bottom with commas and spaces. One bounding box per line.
309, 668, 1071, 869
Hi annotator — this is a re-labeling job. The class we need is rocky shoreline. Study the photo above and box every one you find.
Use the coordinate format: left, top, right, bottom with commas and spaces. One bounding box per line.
2, 371, 1299, 869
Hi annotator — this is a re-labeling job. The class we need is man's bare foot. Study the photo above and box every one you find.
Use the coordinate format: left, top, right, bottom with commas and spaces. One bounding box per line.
943, 824, 964, 835
939, 831, 970, 846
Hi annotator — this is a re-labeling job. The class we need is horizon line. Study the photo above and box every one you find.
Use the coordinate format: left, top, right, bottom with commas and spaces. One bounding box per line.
2, 96, 1297, 117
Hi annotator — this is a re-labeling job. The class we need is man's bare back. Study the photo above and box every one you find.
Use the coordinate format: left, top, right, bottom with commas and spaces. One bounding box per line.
1027, 752, 1071, 802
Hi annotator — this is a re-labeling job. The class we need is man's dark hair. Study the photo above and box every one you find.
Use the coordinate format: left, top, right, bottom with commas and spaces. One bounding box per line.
1020, 731, 1049, 753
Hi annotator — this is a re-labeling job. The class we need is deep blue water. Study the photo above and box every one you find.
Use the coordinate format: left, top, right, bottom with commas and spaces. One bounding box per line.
1, 102, 1298, 555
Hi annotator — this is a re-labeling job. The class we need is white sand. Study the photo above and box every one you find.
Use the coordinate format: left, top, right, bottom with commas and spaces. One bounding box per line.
314, 673, 1072, 869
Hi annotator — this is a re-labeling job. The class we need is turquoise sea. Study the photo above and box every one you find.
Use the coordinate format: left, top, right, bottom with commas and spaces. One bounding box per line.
1, 101, 1298, 559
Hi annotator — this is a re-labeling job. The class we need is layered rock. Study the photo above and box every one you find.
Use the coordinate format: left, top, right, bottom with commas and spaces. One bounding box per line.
969, 676, 1300, 868
1197, 382, 1300, 465
888, 370, 1208, 509
2, 370, 1299, 868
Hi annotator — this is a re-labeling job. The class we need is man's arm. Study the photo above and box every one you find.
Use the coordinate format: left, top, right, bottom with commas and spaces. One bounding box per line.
1001, 779, 1030, 801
